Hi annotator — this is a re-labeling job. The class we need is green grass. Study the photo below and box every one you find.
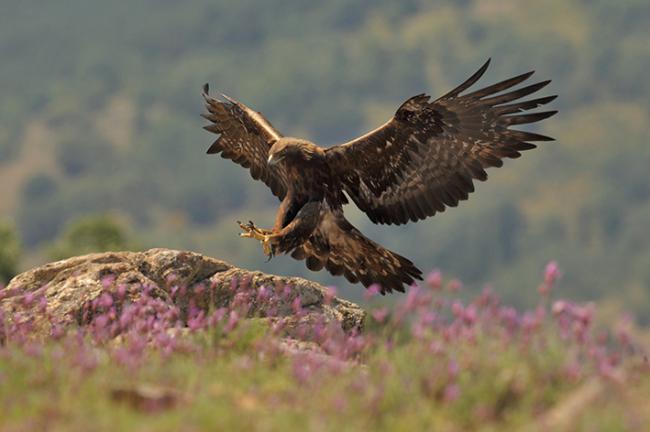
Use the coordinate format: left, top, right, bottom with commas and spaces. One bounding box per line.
1, 303, 648, 431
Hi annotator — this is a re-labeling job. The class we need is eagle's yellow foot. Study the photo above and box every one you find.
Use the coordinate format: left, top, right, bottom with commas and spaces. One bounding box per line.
238, 220, 275, 258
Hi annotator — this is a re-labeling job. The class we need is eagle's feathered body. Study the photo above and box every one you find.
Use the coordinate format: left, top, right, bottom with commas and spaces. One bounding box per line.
201, 59, 557, 293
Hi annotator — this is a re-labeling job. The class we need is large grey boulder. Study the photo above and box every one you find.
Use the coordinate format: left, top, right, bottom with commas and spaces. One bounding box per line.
1, 248, 365, 338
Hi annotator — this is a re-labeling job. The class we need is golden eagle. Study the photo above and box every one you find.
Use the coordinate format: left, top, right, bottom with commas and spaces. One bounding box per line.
201, 59, 556, 293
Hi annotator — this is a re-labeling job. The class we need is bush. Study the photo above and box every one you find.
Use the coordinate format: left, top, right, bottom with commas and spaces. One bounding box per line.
56, 135, 115, 177
48, 214, 138, 261
0, 222, 20, 283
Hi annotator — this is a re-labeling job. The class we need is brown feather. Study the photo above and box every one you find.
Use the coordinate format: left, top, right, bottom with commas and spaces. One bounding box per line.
201, 85, 288, 200
325, 60, 557, 225
285, 206, 421, 294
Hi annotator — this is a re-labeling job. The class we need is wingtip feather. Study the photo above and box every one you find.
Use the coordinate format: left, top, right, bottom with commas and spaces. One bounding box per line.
221, 93, 238, 105
440, 58, 492, 99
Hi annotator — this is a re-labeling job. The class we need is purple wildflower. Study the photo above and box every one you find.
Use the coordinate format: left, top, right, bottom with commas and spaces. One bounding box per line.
97, 292, 113, 309
291, 296, 303, 315
193, 283, 205, 295
324, 286, 338, 305
543, 260, 561, 288
447, 359, 460, 378
37, 295, 48, 314
462, 305, 478, 326
22, 292, 36, 308
371, 307, 389, 323
425, 269, 442, 291
443, 383, 460, 402
101, 274, 116, 289
364, 284, 380, 300
188, 311, 206, 331
447, 279, 462, 293
225, 311, 240, 333
552, 300, 568, 315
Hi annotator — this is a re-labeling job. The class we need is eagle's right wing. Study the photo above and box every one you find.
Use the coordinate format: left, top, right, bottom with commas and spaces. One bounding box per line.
202, 85, 288, 200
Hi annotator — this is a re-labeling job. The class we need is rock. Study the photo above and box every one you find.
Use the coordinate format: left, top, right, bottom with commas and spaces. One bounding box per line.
110, 384, 183, 413
0, 248, 365, 338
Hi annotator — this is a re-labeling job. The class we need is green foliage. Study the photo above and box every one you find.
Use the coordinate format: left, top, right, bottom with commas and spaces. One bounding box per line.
0, 222, 20, 283
22, 174, 58, 202
19, 175, 68, 247
48, 215, 138, 261
57, 136, 116, 178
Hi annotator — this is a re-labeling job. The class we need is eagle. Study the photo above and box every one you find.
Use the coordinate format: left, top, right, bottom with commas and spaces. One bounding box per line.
201, 59, 556, 294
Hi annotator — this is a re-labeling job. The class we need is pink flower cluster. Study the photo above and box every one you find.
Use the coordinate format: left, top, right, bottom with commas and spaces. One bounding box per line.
0, 260, 643, 394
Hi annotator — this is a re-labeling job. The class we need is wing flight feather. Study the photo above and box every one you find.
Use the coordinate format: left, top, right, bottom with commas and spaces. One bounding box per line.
202, 84, 288, 200
326, 59, 557, 225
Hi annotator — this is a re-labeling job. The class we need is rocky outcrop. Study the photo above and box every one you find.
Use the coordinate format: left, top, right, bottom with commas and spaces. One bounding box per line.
0, 248, 365, 338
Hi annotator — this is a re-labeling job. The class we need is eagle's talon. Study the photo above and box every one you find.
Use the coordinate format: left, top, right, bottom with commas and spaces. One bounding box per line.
238, 220, 275, 257
262, 235, 274, 259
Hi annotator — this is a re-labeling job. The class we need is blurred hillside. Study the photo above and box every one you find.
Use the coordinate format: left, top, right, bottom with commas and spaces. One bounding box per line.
0, 1, 649, 317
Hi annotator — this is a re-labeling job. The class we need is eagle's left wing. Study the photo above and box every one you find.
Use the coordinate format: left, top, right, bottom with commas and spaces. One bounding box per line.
202, 85, 288, 200
325, 59, 557, 225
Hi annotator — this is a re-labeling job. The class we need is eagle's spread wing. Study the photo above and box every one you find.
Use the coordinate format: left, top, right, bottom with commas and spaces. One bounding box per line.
202, 84, 288, 200
325, 59, 557, 225
290, 208, 422, 294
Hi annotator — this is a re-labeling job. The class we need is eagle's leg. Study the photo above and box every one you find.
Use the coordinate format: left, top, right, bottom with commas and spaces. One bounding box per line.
238, 220, 276, 257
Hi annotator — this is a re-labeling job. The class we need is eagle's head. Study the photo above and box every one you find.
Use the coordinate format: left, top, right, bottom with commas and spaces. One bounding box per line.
268, 137, 322, 166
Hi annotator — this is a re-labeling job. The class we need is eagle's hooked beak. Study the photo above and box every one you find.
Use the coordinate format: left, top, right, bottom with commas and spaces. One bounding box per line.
267, 153, 281, 166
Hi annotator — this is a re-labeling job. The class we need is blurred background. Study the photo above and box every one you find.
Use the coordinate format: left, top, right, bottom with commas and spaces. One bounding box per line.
0, 0, 648, 319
